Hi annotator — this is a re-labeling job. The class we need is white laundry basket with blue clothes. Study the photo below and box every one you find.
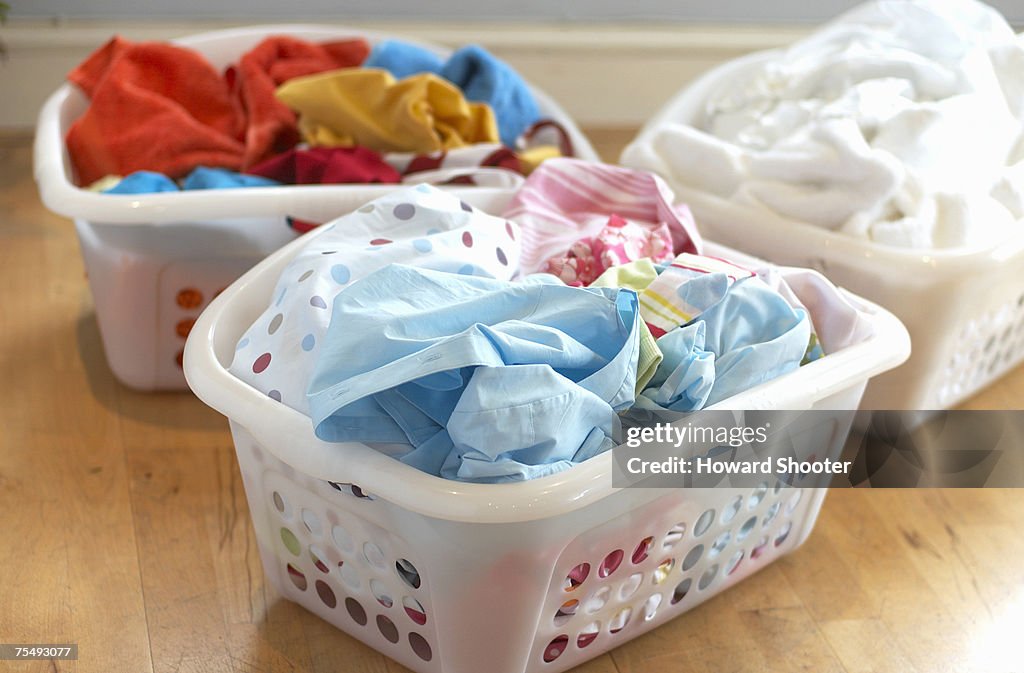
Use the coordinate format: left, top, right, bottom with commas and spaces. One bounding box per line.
33, 25, 597, 391
183, 193, 909, 673
621, 0, 1024, 410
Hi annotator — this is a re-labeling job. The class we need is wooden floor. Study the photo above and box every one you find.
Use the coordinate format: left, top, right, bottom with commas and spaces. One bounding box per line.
2, 129, 1023, 673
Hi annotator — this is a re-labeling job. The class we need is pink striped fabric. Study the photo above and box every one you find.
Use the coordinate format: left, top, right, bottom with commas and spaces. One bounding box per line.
501, 158, 702, 276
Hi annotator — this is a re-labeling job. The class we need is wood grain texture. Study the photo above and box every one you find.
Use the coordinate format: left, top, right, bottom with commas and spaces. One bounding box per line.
1, 130, 1022, 673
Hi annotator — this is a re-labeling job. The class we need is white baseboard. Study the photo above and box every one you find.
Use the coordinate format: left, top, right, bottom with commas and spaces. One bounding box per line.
0, 18, 806, 129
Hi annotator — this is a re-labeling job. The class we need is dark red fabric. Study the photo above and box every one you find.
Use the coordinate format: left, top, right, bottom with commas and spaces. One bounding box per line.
246, 146, 401, 185
66, 35, 371, 185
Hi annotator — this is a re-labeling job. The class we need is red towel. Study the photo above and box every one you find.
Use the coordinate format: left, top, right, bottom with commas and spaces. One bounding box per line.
66, 34, 370, 185
247, 146, 401, 185
226, 36, 370, 167
67, 36, 245, 185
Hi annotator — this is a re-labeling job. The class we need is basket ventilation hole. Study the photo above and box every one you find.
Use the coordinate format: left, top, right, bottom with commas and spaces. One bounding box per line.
280, 527, 300, 556
584, 586, 610, 614
409, 633, 432, 662
786, 491, 803, 515
377, 615, 399, 643
301, 509, 322, 538
543, 635, 569, 663
371, 579, 393, 608
652, 558, 675, 585
345, 597, 367, 626
694, 509, 716, 537
309, 545, 329, 574
609, 607, 632, 634
662, 522, 687, 549
272, 491, 286, 515
775, 522, 793, 547
726, 550, 744, 576
328, 481, 377, 500
403, 596, 427, 625
681, 544, 704, 572
710, 531, 731, 558
286, 564, 307, 591
363, 542, 386, 569
671, 578, 692, 605
619, 573, 643, 600
577, 622, 600, 648
564, 562, 590, 592
763, 502, 781, 528
737, 516, 758, 542
396, 558, 421, 589
643, 593, 663, 622
554, 599, 579, 627
598, 549, 624, 578
749, 481, 769, 508
751, 536, 770, 560
632, 536, 654, 564
315, 580, 337, 609
698, 565, 719, 591
721, 496, 743, 524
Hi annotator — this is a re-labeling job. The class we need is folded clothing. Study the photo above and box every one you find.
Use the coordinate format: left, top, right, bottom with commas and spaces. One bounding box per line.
503, 158, 703, 277
103, 166, 280, 194
275, 69, 500, 153
229, 184, 520, 416
365, 41, 541, 146
307, 265, 640, 483
622, 0, 1024, 249
66, 35, 369, 185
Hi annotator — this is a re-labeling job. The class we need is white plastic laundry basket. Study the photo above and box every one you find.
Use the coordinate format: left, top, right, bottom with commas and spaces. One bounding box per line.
183, 225, 909, 673
34, 25, 598, 391
622, 49, 1024, 411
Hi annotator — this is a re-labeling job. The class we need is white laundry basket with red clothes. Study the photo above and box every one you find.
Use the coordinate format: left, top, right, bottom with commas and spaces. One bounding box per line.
183, 220, 909, 673
33, 25, 597, 391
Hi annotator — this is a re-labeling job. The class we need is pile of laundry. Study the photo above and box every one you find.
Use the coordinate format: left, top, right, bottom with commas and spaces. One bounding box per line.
622, 0, 1024, 249
230, 159, 870, 483
65, 34, 568, 194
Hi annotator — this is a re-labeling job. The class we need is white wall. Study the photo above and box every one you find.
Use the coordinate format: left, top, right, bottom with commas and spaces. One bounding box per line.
9, 0, 1024, 23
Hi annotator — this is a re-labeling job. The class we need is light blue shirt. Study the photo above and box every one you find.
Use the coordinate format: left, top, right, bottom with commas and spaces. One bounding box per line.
635, 274, 810, 411
307, 265, 641, 483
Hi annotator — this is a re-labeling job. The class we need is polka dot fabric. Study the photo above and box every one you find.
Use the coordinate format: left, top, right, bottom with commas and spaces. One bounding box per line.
229, 184, 521, 414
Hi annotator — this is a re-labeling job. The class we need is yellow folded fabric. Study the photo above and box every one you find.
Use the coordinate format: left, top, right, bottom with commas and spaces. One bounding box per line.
275, 68, 499, 154
518, 145, 561, 174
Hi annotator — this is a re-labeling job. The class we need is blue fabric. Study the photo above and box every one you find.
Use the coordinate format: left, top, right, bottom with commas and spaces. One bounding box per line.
362, 41, 541, 146
636, 275, 810, 411
364, 40, 445, 80
180, 167, 280, 190
102, 167, 280, 194
103, 171, 178, 194
307, 265, 640, 483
